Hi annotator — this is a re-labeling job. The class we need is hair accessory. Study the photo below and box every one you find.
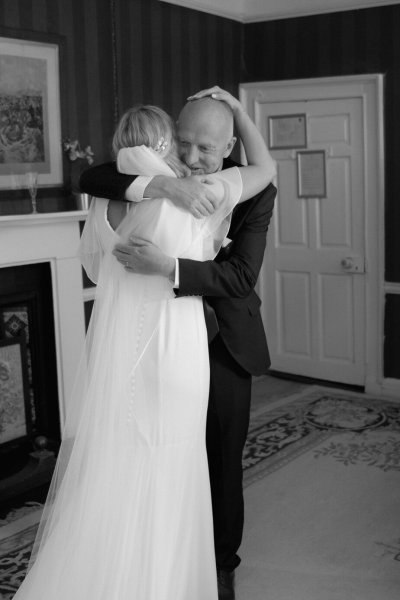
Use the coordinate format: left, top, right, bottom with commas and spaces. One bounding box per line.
154, 137, 168, 153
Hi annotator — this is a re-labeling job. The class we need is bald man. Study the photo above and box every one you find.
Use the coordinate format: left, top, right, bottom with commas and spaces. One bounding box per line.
80, 89, 276, 600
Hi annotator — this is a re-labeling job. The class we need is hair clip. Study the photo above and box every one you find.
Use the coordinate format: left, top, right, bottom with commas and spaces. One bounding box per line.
154, 137, 168, 153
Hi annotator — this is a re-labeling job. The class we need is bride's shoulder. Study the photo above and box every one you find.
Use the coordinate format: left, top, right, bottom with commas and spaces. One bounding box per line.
85, 197, 109, 224
90, 197, 108, 208
90, 197, 109, 213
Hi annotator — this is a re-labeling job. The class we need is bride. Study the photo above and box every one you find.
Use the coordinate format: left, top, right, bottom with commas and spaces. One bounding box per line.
13, 90, 275, 600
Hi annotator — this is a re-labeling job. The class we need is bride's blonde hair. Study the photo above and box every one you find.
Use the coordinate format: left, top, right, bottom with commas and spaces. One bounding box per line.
112, 104, 189, 177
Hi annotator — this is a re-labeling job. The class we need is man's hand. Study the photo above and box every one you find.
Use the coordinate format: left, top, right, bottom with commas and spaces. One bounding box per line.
145, 175, 218, 219
112, 238, 175, 280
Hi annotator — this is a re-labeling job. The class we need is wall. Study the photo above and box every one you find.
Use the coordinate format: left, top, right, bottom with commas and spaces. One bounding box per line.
0, 0, 241, 214
115, 0, 241, 120
243, 4, 400, 380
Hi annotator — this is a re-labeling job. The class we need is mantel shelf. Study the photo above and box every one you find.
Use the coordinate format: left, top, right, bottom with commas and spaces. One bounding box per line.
0, 210, 88, 227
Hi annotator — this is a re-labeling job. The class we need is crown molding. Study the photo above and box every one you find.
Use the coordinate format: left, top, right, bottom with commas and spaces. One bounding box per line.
158, 0, 400, 23
158, 0, 245, 22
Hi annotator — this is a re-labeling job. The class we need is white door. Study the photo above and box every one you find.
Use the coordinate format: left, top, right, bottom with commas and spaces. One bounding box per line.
241, 77, 384, 388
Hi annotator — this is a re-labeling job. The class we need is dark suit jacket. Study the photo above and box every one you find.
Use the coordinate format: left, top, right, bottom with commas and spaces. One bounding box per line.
80, 158, 276, 375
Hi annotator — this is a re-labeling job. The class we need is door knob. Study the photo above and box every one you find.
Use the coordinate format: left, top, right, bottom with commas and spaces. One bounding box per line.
340, 256, 365, 273
341, 257, 354, 270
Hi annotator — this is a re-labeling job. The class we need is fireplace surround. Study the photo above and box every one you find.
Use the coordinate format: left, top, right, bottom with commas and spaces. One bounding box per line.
0, 211, 88, 495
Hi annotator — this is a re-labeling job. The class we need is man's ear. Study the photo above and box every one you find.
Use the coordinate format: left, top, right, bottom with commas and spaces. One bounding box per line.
223, 136, 237, 158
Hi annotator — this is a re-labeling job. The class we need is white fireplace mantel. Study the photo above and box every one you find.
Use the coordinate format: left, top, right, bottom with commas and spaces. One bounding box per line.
0, 210, 89, 427
0, 211, 87, 228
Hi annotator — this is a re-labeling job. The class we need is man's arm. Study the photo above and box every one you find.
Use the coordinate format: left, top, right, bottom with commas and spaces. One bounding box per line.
80, 162, 136, 202
177, 184, 276, 298
113, 183, 276, 297
80, 162, 218, 217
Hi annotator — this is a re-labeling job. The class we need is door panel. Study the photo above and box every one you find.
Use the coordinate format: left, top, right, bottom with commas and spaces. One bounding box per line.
276, 161, 308, 245
319, 273, 354, 361
320, 158, 351, 246
277, 271, 311, 356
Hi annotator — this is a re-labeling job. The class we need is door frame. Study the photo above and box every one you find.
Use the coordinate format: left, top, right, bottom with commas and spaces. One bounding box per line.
240, 74, 385, 394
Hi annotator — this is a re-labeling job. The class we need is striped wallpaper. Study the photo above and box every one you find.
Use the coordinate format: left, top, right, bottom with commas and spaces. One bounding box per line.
114, 0, 241, 121
0, 0, 241, 170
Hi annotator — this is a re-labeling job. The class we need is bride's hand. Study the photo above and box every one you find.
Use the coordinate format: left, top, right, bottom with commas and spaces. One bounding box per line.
187, 86, 243, 114
170, 176, 218, 217
147, 175, 218, 218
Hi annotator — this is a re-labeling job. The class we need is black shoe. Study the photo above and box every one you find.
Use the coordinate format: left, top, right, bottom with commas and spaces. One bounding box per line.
217, 569, 235, 600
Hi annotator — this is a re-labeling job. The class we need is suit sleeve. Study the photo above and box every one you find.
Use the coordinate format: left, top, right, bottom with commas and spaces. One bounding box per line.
177, 183, 276, 299
79, 162, 137, 202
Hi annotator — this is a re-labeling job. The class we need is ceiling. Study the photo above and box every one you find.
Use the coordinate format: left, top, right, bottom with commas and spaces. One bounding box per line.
158, 0, 400, 22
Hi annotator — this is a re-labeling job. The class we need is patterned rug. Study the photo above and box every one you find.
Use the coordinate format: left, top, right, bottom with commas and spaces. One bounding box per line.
1, 386, 399, 599
0, 526, 38, 600
243, 386, 400, 487
239, 386, 400, 600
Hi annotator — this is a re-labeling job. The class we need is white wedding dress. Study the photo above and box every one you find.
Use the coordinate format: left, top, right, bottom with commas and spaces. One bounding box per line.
13, 147, 242, 600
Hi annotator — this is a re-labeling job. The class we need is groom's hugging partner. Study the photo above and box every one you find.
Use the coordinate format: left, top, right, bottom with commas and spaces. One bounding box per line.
80, 86, 277, 600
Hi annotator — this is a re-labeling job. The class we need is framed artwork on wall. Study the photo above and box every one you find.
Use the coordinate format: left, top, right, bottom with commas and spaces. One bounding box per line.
0, 336, 31, 447
268, 114, 307, 149
297, 150, 327, 198
0, 34, 63, 189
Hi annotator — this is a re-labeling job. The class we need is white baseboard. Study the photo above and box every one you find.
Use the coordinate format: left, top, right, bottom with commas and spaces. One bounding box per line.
366, 378, 400, 400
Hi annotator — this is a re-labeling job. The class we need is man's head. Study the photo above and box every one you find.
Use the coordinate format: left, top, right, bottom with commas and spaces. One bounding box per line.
176, 98, 236, 174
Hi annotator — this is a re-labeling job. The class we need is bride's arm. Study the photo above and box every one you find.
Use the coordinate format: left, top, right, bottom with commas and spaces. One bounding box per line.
187, 87, 276, 203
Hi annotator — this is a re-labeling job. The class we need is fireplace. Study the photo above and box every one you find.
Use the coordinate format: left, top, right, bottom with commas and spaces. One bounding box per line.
0, 211, 88, 501
0, 263, 60, 467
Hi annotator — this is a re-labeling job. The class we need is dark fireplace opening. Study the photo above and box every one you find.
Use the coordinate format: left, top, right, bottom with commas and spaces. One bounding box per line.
0, 262, 60, 505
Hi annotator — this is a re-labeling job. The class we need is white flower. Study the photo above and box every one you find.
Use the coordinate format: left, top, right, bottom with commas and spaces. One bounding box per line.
63, 139, 94, 165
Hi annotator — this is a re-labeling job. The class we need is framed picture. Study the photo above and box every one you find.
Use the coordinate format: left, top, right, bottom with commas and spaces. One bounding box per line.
268, 114, 307, 149
0, 336, 31, 446
297, 150, 327, 198
0, 34, 63, 189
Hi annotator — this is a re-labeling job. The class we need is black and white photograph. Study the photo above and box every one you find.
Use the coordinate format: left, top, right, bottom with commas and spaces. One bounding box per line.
0, 2, 399, 600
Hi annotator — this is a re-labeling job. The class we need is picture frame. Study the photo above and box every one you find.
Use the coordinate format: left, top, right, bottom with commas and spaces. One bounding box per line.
0, 33, 64, 189
0, 336, 31, 446
297, 150, 327, 198
268, 114, 307, 150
